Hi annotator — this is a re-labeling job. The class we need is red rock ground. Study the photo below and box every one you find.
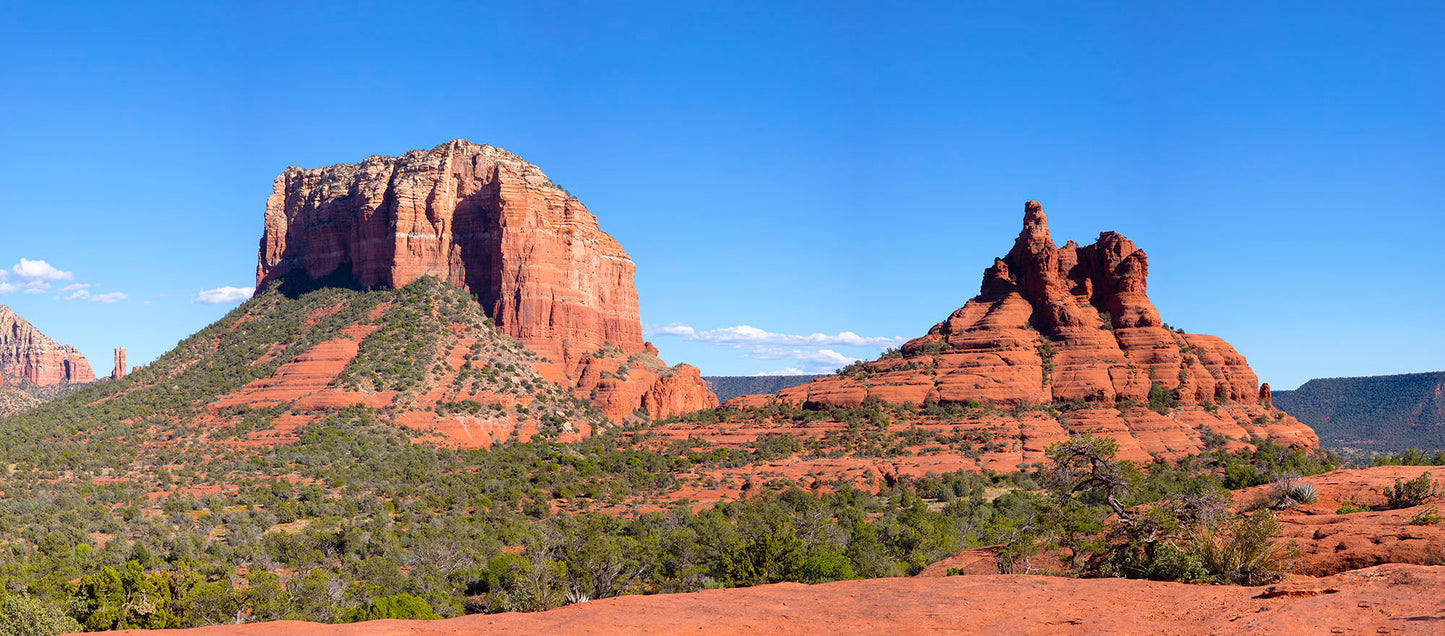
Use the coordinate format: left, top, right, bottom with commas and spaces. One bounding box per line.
115, 564, 1445, 635
1233, 466, 1445, 576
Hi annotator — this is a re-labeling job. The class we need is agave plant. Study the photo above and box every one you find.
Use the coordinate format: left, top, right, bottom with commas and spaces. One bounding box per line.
1290, 483, 1318, 505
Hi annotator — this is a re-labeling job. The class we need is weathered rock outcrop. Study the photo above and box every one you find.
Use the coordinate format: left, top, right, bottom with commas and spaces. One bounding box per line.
255, 140, 714, 419
111, 347, 127, 380
733, 201, 1316, 452
0, 305, 94, 385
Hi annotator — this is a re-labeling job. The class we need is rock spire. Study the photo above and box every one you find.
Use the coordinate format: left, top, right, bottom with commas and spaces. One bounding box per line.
111, 347, 127, 380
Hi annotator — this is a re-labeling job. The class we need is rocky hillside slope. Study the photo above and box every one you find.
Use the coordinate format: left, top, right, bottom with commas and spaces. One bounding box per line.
61, 278, 624, 450
257, 140, 715, 420
1273, 372, 1445, 454
0, 304, 93, 386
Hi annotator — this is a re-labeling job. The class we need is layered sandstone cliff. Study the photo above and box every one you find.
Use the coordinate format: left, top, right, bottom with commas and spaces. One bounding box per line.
256, 140, 715, 419
0, 305, 94, 385
732, 201, 1316, 451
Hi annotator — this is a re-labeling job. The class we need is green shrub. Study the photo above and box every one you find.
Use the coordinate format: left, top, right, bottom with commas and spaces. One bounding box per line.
1147, 382, 1178, 415
1408, 506, 1442, 526
341, 593, 439, 622
0, 595, 82, 636
1382, 472, 1440, 510
1289, 484, 1318, 505
1336, 501, 1368, 514
1191, 510, 1292, 586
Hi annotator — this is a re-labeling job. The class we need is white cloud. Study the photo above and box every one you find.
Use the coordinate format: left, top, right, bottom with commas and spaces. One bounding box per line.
59, 286, 128, 303
646, 322, 898, 374
739, 347, 858, 365
650, 323, 697, 337
0, 259, 76, 294
90, 292, 127, 303
12, 259, 73, 283
754, 367, 838, 376
0, 260, 129, 303
644, 323, 904, 349
193, 286, 254, 305
61, 283, 93, 300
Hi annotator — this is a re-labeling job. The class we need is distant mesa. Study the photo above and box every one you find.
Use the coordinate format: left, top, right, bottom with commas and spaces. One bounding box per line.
255, 140, 716, 420
704, 375, 824, 403
728, 201, 1317, 458
0, 305, 94, 386
1273, 371, 1445, 454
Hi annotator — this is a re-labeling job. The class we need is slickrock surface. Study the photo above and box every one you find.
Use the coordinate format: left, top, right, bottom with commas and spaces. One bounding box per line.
919, 466, 1445, 579
115, 563, 1445, 635
0, 304, 94, 385
1231, 465, 1445, 576
729, 201, 1316, 456
254, 140, 714, 419
111, 347, 127, 380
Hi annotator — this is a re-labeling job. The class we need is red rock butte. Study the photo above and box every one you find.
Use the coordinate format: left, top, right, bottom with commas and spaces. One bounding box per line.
0, 305, 94, 386
255, 140, 715, 419
732, 200, 1316, 455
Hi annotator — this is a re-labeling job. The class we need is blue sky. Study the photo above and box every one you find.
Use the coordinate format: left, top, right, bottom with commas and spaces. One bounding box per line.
1, 1, 1440, 388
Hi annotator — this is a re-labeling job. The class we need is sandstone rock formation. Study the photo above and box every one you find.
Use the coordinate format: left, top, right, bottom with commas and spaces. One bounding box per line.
0, 305, 94, 385
255, 140, 714, 419
730, 201, 1316, 454
111, 347, 127, 380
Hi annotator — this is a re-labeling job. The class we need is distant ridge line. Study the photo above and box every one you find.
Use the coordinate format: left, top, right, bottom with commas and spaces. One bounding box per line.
703, 375, 825, 403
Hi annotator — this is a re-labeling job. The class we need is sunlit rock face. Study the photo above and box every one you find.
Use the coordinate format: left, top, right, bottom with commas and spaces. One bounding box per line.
256, 140, 715, 419
0, 305, 94, 386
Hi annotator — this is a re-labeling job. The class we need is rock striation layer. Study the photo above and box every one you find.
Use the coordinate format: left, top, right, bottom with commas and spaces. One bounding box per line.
732, 201, 1316, 454
255, 140, 715, 419
0, 305, 94, 386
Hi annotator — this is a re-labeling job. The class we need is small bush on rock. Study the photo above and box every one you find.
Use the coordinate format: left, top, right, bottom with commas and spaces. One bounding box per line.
1382, 472, 1440, 510
1408, 505, 1442, 526
1190, 510, 1292, 586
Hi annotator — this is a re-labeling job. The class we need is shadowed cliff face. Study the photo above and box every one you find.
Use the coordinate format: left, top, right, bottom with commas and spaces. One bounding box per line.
255, 140, 715, 420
